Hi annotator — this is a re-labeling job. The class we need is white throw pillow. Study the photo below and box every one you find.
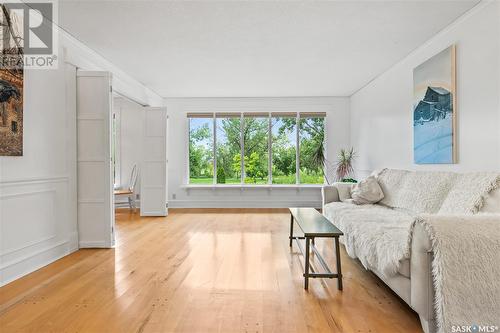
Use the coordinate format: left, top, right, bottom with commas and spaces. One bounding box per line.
351, 176, 385, 205
376, 169, 410, 208
335, 182, 353, 202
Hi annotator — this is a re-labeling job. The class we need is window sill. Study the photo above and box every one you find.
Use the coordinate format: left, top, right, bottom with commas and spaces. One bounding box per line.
181, 184, 324, 189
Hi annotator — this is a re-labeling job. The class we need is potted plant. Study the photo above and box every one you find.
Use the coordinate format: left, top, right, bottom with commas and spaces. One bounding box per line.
335, 148, 356, 183
310, 143, 357, 184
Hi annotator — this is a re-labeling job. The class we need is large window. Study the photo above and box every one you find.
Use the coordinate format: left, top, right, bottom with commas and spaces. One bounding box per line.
189, 115, 214, 184
299, 114, 325, 184
271, 114, 296, 184
188, 112, 325, 185
216, 114, 241, 184
243, 115, 269, 184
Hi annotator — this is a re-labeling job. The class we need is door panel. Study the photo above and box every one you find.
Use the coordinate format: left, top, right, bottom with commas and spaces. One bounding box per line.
141, 107, 168, 217
76, 71, 114, 247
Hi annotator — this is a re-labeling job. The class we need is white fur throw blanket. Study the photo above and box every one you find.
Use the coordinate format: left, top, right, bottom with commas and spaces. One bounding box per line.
324, 173, 499, 277
324, 203, 415, 276
416, 215, 500, 333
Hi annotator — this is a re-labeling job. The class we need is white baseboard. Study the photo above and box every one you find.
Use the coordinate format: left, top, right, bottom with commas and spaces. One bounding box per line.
0, 240, 76, 287
78, 241, 109, 248
140, 210, 168, 217
168, 199, 321, 209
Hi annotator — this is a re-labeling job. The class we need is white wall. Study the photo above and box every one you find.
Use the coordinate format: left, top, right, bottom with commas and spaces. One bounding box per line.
114, 97, 144, 203
350, 1, 500, 178
166, 97, 350, 208
0, 18, 162, 285
0, 53, 78, 286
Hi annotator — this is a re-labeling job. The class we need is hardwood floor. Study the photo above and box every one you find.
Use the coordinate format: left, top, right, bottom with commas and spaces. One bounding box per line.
0, 209, 422, 333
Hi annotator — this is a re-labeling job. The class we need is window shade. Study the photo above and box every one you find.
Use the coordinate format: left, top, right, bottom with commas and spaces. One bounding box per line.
270, 112, 298, 117
215, 112, 241, 118
244, 112, 269, 118
187, 113, 213, 118
299, 112, 327, 118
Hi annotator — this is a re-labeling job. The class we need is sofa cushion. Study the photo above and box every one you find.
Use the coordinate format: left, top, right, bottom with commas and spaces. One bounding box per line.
323, 201, 357, 221
438, 172, 500, 215
351, 176, 384, 205
376, 169, 410, 208
395, 171, 457, 214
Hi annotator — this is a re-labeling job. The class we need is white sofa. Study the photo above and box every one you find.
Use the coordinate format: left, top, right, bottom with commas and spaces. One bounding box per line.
322, 169, 500, 333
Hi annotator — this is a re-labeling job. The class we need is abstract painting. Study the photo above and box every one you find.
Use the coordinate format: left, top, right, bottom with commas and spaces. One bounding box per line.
413, 45, 456, 164
0, 5, 24, 156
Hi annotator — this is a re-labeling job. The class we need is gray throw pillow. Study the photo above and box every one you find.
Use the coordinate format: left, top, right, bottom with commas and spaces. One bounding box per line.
351, 176, 385, 205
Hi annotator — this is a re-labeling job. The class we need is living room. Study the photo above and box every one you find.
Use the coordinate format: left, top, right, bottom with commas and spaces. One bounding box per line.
0, 1, 499, 333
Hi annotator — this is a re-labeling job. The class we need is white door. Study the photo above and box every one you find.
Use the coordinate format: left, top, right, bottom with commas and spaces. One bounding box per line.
76, 71, 115, 247
141, 107, 168, 216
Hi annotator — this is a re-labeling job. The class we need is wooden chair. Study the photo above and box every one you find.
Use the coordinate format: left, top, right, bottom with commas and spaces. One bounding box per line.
114, 164, 139, 211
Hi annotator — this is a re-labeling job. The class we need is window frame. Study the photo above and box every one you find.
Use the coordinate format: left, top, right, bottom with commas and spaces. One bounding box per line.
186, 112, 326, 187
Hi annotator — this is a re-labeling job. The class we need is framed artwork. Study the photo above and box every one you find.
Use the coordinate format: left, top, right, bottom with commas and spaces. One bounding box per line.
413, 45, 456, 164
0, 5, 24, 156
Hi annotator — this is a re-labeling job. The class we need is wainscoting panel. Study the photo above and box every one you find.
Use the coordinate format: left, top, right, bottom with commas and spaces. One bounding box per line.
0, 177, 77, 286
1, 189, 56, 255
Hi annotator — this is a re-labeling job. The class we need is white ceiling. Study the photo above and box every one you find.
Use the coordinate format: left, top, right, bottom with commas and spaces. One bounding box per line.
59, 1, 478, 98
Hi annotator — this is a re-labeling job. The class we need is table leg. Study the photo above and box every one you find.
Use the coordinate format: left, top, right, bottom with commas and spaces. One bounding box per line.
304, 237, 311, 290
289, 214, 294, 247
335, 236, 343, 291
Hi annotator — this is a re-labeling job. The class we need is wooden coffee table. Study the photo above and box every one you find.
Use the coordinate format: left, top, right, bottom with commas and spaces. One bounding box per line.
289, 207, 344, 290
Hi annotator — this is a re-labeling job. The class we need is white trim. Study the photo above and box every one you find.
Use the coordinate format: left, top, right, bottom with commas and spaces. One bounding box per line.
169, 199, 321, 209
0, 175, 69, 186
268, 113, 272, 184
213, 115, 217, 185
0, 188, 56, 199
139, 211, 168, 217
185, 117, 191, 185
0, 240, 73, 287
181, 184, 322, 189
0, 240, 69, 270
78, 241, 109, 248
240, 114, 244, 184
295, 114, 300, 184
